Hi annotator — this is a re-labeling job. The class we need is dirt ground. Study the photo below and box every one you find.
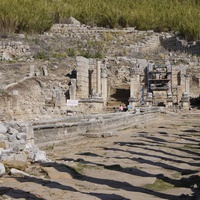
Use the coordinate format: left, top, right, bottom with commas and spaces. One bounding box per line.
1, 111, 200, 200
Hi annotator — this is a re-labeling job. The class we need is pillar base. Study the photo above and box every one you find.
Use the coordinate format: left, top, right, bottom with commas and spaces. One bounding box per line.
167, 97, 173, 108
146, 92, 153, 106
146, 97, 153, 106
181, 93, 190, 110
129, 97, 137, 109
146, 100, 153, 106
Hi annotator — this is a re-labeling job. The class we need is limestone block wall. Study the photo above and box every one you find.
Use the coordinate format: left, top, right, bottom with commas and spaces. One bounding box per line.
76, 56, 90, 99
76, 56, 99, 99
33, 110, 159, 145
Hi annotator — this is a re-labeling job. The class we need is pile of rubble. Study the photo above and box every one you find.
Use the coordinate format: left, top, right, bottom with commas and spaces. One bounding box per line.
0, 121, 49, 177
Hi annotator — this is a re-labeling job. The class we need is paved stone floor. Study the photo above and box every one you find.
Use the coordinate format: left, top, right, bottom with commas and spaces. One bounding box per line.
0, 111, 200, 200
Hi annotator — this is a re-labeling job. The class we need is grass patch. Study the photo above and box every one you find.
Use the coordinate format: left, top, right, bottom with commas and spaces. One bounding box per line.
33, 51, 49, 60
52, 51, 67, 59
179, 144, 200, 153
0, 89, 8, 96
74, 162, 95, 174
144, 178, 174, 191
41, 145, 54, 151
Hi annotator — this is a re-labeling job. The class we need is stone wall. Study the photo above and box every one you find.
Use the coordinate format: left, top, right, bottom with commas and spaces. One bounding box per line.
76, 56, 90, 99
0, 108, 159, 163
33, 109, 159, 145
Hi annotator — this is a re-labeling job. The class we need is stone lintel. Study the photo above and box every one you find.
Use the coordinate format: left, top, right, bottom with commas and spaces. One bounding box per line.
129, 97, 137, 102
79, 98, 104, 103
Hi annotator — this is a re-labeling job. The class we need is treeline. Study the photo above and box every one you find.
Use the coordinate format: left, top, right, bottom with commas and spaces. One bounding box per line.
0, 0, 200, 41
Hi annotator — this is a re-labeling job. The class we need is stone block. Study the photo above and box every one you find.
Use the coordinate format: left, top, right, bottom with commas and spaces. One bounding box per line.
0, 133, 6, 140
7, 134, 16, 142
13, 152, 27, 162
16, 132, 27, 141
102, 131, 118, 138
0, 141, 6, 149
7, 127, 18, 135
0, 163, 5, 176
2, 160, 28, 171
10, 168, 31, 176
33, 150, 47, 163
0, 123, 7, 134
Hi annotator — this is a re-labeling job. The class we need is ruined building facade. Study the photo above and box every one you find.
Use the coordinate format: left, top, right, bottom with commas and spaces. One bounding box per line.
0, 55, 190, 122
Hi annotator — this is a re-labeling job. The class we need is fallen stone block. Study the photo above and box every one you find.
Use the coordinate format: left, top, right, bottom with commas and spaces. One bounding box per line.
10, 168, 32, 177
41, 166, 73, 179
0, 123, 7, 134
33, 150, 47, 163
2, 160, 28, 171
102, 131, 118, 138
0, 163, 5, 176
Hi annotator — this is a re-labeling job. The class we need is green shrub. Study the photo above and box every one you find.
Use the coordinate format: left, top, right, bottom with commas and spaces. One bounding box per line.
33, 51, 49, 60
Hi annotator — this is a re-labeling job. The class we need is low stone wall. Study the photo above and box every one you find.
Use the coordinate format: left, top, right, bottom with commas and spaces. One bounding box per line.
33, 109, 159, 145
0, 109, 159, 162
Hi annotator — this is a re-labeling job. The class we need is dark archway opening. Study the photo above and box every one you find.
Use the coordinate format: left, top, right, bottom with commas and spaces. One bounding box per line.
190, 96, 200, 109
110, 88, 130, 106
158, 102, 166, 107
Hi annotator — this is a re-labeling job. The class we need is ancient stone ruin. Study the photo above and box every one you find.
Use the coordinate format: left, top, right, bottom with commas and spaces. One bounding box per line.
0, 56, 190, 123
0, 20, 197, 174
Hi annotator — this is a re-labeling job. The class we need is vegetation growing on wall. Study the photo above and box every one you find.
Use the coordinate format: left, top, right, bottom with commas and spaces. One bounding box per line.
0, 0, 200, 41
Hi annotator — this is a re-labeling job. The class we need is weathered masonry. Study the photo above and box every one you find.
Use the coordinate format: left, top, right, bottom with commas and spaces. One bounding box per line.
0, 56, 190, 121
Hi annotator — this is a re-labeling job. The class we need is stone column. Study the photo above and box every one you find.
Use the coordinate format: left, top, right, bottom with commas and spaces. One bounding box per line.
166, 92, 173, 107
4, 95, 13, 120
25, 123, 34, 145
128, 68, 138, 109
5, 96, 11, 112
29, 65, 35, 77
130, 77, 135, 98
185, 74, 190, 95
54, 87, 62, 108
181, 74, 190, 109
146, 92, 153, 106
97, 61, 101, 95
69, 79, 77, 100
101, 68, 107, 106
12, 90, 23, 119
12, 90, 20, 112
42, 65, 48, 76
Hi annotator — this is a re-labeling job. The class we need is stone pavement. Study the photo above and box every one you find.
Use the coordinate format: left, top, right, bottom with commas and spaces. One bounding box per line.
0, 111, 200, 200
